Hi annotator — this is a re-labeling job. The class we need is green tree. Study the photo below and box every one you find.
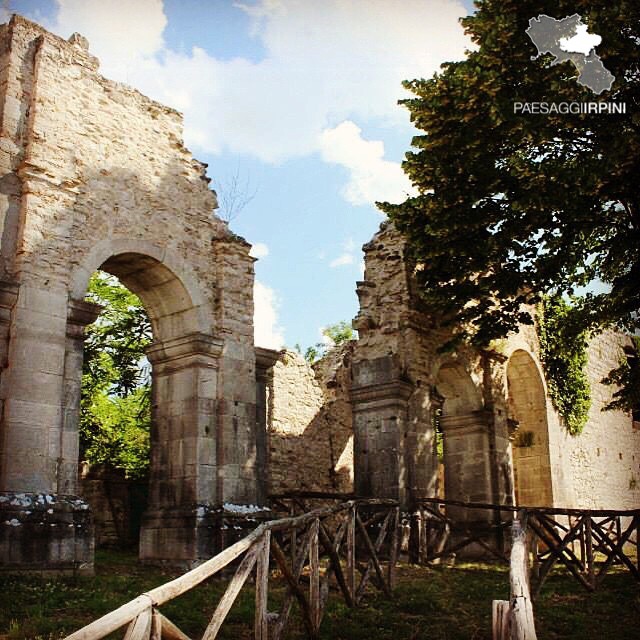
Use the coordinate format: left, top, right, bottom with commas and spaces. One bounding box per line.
81, 272, 152, 478
302, 321, 357, 363
380, 0, 640, 410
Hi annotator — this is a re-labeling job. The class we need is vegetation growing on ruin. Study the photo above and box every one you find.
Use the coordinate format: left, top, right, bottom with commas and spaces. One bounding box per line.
81, 272, 152, 478
602, 335, 640, 414
536, 295, 591, 435
379, 0, 640, 399
298, 321, 356, 363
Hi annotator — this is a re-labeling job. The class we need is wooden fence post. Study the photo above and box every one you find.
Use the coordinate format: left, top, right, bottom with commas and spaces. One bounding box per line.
347, 505, 356, 599
255, 531, 271, 640
310, 519, 321, 634
509, 516, 537, 640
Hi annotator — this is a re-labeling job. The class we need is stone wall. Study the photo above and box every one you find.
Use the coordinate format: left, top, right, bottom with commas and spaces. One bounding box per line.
79, 465, 148, 549
562, 331, 640, 509
0, 15, 258, 570
267, 347, 354, 495
349, 220, 640, 511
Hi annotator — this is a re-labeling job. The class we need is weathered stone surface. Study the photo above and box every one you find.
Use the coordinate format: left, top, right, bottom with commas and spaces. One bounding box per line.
0, 15, 259, 570
350, 220, 640, 513
0, 492, 93, 574
267, 347, 354, 495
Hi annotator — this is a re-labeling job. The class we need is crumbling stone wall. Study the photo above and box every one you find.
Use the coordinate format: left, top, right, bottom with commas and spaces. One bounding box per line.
563, 330, 639, 509
267, 348, 354, 495
0, 15, 258, 571
350, 220, 640, 511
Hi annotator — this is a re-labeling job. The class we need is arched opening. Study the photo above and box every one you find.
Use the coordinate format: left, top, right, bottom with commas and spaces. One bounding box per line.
65, 251, 224, 564
507, 349, 553, 507
79, 269, 152, 550
433, 362, 492, 509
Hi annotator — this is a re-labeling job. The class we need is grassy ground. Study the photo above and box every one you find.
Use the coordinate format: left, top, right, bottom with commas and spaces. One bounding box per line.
0, 550, 638, 639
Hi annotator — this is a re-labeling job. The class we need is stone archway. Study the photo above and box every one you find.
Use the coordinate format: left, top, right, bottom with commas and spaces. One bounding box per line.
507, 349, 553, 507
434, 361, 495, 524
0, 16, 258, 572
72, 251, 224, 564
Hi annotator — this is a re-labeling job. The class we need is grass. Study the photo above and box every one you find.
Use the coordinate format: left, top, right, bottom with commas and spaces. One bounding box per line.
0, 551, 638, 639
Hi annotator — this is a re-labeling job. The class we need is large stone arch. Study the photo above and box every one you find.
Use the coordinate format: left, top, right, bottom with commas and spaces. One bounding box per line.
507, 349, 553, 506
0, 16, 258, 572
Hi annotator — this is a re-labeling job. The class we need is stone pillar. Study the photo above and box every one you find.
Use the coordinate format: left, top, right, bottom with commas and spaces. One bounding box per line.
140, 332, 224, 566
255, 347, 278, 505
351, 356, 413, 505
0, 286, 96, 573
59, 299, 102, 494
440, 410, 494, 523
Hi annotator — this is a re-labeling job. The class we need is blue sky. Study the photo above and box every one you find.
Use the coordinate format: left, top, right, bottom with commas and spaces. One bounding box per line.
6, 0, 475, 350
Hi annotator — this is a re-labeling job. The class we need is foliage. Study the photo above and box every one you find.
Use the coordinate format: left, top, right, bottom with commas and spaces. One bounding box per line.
380, 0, 640, 354
537, 295, 591, 434
302, 321, 356, 363
81, 272, 152, 478
602, 335, 640, 413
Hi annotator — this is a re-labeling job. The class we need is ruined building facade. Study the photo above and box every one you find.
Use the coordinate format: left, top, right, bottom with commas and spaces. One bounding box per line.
0, 15, 637, 574
349, 222, 640, 513
264, 220, 639, 516
0, 16, 259, 571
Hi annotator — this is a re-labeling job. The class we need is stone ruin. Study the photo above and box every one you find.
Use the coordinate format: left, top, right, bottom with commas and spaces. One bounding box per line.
0, 15, 638, 573
0, 15, 259, 571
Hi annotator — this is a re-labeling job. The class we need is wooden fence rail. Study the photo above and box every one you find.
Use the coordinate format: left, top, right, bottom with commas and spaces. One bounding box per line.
64, 499, 400, 640
412, 498, 640, 595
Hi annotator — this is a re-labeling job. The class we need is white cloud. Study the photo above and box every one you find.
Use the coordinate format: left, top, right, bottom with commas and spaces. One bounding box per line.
328, 238, 359, 268
253, 280, 285, 349
41, 0, 470, 164
249, 242, 270, 259
319, 120, 416, 206
330, 253, 355, 268
46, 0, 167, 80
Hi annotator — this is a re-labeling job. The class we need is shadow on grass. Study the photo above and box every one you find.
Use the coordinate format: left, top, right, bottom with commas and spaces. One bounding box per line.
0, 553, 638, 640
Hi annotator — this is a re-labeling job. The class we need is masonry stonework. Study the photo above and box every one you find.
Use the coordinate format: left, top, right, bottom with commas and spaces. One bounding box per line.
350, 220, 640, 515
266, 348, 353, 495
0, 15, 259, 571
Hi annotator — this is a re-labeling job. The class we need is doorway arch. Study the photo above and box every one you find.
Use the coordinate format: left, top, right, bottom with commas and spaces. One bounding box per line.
507, 349, 553, 507
66, 249, 224, 564
434, 361, 494, 518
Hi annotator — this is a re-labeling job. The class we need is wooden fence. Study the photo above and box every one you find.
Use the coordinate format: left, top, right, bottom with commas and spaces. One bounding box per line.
413, 497, 640, 595
492, 515, 538, 640
63, 499, 400, 640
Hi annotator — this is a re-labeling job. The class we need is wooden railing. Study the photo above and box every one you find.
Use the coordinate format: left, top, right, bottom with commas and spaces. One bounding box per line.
64, 498, 400, 640
413, 498, 640, 595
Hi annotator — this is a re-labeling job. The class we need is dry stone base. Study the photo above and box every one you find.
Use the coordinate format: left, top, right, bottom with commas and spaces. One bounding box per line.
139, 504, 272, 569
0, 492, 93, 574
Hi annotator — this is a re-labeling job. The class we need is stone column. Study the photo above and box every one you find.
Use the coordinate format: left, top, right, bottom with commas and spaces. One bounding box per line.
440, 410, 494, 523
59, 299, 102, 495
140, 332, 224, 566
0, 285, 95, 573
351, 355, 414, 505
255, 347, 278, 505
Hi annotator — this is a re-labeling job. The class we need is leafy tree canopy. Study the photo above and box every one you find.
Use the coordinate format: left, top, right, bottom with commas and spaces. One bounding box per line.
81, 272, 152, 478
298, 321, 357, 363
380, 0, 640, 407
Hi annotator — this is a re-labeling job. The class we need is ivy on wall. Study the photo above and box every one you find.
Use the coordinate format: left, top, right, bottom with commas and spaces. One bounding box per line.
536, 295, 591, 435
